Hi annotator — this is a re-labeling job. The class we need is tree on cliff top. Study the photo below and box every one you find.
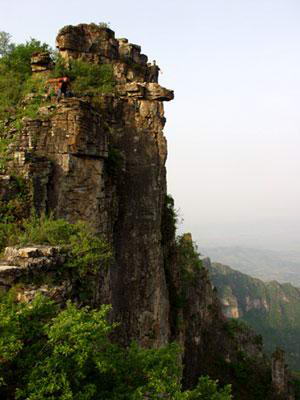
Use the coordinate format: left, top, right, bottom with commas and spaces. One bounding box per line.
0, 31, 13, 57
0, 35, 49, 118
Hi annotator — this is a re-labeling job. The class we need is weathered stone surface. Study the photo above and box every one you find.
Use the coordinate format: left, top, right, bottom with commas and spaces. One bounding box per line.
15, 283, 69, 303
0, 246, 65, 291
4, 245, 65, 269
0, 265, 22, 286
31, 51, 53, 73
56, 24, 117, 53
117, 82, 174, 101
10, 98, 110, 231
144, 83, 174, 101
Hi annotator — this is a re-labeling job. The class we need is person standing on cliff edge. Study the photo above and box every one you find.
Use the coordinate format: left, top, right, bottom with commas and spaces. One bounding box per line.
148, 60, 161, 83
47, 76, 70, 101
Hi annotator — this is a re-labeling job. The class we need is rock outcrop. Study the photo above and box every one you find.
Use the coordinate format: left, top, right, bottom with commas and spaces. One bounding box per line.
55, 23, 164, 84
0, 246, 67, 302
272, 348, 295, 400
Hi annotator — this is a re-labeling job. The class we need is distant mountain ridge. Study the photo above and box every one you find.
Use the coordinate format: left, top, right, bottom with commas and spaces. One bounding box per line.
208, 262, 300, 371
202, 246, 300, 287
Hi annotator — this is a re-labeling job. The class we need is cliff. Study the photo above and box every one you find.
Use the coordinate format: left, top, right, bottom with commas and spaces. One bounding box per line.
0, 23, 296, 399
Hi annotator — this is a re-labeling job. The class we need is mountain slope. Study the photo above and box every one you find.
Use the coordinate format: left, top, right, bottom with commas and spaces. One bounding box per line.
208, 262, 300, 371
203, 246, 300, 287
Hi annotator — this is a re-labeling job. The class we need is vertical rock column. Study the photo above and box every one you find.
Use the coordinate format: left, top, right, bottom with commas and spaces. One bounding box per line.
108, 83, 174, 347
272, 348, 295, 399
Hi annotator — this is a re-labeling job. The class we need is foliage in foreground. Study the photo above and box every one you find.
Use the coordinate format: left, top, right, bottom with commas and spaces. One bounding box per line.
0, 294, 232, 400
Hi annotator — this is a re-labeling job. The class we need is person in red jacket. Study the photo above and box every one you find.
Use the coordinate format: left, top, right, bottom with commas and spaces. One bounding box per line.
47, 76, 70, 101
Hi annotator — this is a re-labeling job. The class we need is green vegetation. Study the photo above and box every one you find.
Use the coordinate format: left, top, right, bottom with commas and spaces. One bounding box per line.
98, 22, 111, 28
213, 350, 271, 400
229, 355, 271, 400
51, 56, 115, 95
0, 203, 231, 399
161, 194, 178, 246
0, 175, 31, 223
0, 293, 232, 400
0, 37, 49, 120
0, 175, 32, 254
1, 214, 112, 276
0, 137, 14, 171
0, 35, 52, 171
176, 234, 203, 279
0, 31, 13, 56
225, 318, 251, 336
0, 222, 20, 255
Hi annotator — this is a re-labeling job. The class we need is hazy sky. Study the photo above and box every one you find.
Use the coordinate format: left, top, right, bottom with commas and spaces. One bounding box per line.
1, 0, 300, 250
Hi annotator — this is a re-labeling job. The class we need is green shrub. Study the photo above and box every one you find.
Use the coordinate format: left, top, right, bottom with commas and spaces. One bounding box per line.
22, 75, 48, 97
65, 221, 112, 276
176, 234, 203, 278
50, 53, 69, 77
161, 194, 178, 246
0, 38, 49, 77
0, 222, 20, 255
0, 182, 31, 223
0, 38, 49, 119
18, 214, 77, 246
0, 294, 232, 400
51, 57, 115, 95
0, 31, 13, 57
224, 318, 251, 338
0, 137, 13, 171
184, 376, 232, 400
18, 214, 112, 276
70, 60, 115, 94
98, 22, 110, 28
0, 176, 32, 253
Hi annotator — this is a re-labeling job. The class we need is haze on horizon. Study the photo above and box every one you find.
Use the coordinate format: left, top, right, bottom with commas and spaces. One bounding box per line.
1, 0, 300, 252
